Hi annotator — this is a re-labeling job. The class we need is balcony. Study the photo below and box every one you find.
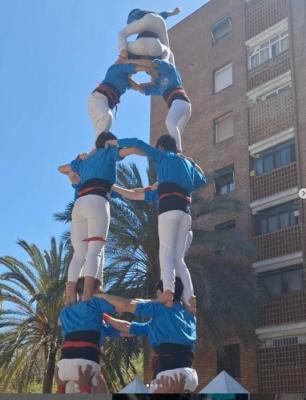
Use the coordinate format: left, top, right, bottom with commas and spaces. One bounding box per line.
246, 0, 288, 40
249, 88, 295, 145
250, 162, 298, 201
259, 291, 306, 327
255, 225, 302, 261
258, 342, 306, 392
247, 50, 291, 91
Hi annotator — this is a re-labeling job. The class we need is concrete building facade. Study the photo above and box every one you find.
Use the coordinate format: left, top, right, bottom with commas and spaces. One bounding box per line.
149, 0, 306, 393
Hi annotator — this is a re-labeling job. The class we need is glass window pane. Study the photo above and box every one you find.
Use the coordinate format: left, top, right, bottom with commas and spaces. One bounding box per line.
279, 212, 290, 229
254, 159, 263, 175
260, 47, 270, 63
271, 41, 280, 57
267, 215, 278, 233
262, 274, 282, 295
215, 64, 233, 92
270, 35, 279, 44
215, 114, 234, 143
275, 147, 291, 168
263, 154, 274, 172
282, 269, 303, 293
260, 218, 267, 235
281, 36, 289, 52
250, 54, 259, 69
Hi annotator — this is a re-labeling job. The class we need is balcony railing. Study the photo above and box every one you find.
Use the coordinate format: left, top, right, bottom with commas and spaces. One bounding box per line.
259, 290, 306, 327
255, 225, 302, 261
247, 50, 291, 91
250, 162, 298, 201
249, 89, 295, 145
246, 0, 288, 40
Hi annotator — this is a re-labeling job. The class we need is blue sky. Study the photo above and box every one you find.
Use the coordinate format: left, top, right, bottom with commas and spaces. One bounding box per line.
0, 0, 208, 260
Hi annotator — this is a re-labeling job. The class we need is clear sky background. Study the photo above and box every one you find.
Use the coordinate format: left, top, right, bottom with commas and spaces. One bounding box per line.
0, 0, 208, 260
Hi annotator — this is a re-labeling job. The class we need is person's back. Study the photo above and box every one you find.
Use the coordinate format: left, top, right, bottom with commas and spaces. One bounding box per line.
57, 289, 116, 392
72, 146, 121, 188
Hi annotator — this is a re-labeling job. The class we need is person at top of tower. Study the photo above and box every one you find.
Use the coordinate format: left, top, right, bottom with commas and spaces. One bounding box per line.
119, 8, 181, 63
88, 60, 156, 139
107, 134, 206, 307
122, 58, 191, 152
57, 132, 139, 305
98, 277, 198, 393
57, 277, 120, 393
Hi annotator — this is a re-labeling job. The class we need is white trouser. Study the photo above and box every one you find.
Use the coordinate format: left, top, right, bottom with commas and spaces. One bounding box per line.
58, 359, 100, 393
150, 367, 198, 393
119, 13, 170, 54
127, 38, 170, 59
68, 195, 110, 282
88, 92, 113, 138
166, 99, 192, 152
158, 210, 194, 304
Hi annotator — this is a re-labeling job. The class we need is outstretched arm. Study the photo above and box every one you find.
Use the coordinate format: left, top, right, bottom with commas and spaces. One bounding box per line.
103, 314, 131, 334
96, 293, 139, 313
112, 185, 145, 201
58, 164, 72, 175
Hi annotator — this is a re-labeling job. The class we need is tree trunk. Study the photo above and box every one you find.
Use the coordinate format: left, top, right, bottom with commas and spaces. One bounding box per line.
42, 346, 57, 393
142, 338, 153, 385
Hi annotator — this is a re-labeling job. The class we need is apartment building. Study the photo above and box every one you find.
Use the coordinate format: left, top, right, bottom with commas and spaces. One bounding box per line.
149, 0, 306, 392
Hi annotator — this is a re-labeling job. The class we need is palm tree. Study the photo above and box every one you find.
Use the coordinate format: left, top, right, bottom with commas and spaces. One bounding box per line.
0, 238, 67, 393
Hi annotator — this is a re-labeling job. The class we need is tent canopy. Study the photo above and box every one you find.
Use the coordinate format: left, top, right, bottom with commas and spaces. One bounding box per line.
199, 371, 249, 394
119, 378, 149, 393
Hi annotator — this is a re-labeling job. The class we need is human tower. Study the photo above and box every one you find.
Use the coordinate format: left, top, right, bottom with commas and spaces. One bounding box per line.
57, 7, 206, 394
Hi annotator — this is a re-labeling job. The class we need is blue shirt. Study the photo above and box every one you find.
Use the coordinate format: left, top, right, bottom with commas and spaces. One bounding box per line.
103, 64, 136, 97
59, 297, 118, 345
70, 147, 122, 186
129, 301, 196, 348
144, 60, 182, 96
118, 138, 206, 195
144, 189, 158, 204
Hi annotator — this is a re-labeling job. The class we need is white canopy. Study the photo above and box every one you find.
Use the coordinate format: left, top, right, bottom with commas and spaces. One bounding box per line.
119, 378, 149, 393
199, 370, 249, 394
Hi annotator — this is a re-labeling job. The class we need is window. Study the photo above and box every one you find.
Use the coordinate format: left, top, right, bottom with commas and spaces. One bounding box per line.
248, 30, 289, 70
211, 16, 232, 43
214, 113, 234, 143
215, 166, 235, 196
255, 201, 298, 236
214, 63, 233, 93
261, 83, 291, 100
259, 266, 304, 296
217, 344, 240, 379
215, 220, 236, 231
252, 140, 295, 176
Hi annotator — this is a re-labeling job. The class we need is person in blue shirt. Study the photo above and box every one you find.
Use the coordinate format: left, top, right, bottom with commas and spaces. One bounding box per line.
98, 277, 198, 392
57, 277, 119, 393
119, 8, 181, 64
108, 135, 206, 307
124, 58, 191, 152
112, 184, 194, 305
88, 61, 155, 140
58, 132, 137, 305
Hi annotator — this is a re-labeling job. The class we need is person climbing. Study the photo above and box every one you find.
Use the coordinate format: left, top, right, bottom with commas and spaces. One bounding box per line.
119, 8, 181, 63
122, 58, 191, 152
57, 132, 138, 304
112, 184, 194, 305
98, 277, 198, 393
88, 60, 155, 138
107, 134, 206, 306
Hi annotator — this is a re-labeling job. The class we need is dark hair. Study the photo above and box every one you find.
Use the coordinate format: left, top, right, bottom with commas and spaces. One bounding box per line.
127, 9, 154, 24
95, 131, 117, 149
76, 277, 101, 296
156, 277, 184, 302
155, 134, 177, 153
